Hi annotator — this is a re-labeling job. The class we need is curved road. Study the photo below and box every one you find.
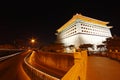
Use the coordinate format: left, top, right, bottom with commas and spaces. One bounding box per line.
1, 51, 120, 80
0, 50, 31, 80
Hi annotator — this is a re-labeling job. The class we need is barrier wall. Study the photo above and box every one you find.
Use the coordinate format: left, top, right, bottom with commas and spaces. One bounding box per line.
24, 50, 87, 80
23, 51, 60, 80
34, 51, 74, 71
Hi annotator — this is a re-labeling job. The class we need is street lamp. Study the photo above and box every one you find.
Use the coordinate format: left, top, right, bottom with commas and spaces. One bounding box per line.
30, 38, 36, 49
31, 38, 35, 44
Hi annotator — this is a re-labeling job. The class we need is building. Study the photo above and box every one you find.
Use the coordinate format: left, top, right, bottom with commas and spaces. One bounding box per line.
56, 13, 112, 52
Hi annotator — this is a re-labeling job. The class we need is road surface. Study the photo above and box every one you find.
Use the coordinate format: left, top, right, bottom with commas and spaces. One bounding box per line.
86, 56, 120, 80
0, 50, 31, 80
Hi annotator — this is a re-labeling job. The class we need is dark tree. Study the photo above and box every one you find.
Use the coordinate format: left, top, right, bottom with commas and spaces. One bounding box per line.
97, 44, 106, 52
79, 44, 93, 50
103, 36, 120, 52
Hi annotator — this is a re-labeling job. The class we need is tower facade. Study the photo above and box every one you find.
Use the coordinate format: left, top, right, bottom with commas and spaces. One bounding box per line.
56, 13, 112, 52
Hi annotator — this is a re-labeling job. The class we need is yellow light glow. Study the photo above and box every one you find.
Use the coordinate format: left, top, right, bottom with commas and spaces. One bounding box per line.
31, 38, 35, 43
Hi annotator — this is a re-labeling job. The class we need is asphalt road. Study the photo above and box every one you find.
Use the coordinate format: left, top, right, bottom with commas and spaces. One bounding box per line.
86, 56, 120, 80
0, 50, 31, 80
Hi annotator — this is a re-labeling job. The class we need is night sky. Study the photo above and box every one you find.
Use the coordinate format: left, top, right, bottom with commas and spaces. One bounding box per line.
0, 1, 120, 45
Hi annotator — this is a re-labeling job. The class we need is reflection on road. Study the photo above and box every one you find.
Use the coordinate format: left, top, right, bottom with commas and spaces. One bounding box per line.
0, 50, 31, 80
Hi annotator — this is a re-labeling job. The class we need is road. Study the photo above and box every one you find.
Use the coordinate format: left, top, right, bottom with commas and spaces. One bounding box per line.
0, 50, 31, 80
86, 56, 120, 80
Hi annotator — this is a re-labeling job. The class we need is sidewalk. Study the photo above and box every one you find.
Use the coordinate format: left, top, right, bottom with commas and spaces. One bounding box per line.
86, 56, 120, 80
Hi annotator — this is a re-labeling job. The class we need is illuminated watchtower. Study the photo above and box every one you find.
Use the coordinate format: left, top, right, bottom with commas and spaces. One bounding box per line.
56, 13, 112, 52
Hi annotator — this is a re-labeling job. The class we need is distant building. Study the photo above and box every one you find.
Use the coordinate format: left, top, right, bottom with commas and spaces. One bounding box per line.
56, 13, 112, 52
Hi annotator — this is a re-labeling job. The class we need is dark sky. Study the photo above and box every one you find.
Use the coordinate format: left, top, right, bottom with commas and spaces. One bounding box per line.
0, 1, 120, 44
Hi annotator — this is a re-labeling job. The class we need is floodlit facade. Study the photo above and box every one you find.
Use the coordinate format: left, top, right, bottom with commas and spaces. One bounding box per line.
56, 13, 112, 52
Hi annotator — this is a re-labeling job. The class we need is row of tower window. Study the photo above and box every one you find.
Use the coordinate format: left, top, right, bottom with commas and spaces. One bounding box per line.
81, 27, 110, 34
81, 30, 110, 36
60, 21, 111, 38
80, 23, 109, 33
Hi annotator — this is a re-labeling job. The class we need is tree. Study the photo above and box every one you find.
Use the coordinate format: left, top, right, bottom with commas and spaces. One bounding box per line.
79, 44, 93, 50
79, 44, 93, 56
41, 43, 65, 52
97, 44, 106, 52
103, 36, 120, 52
69, 45, 75, 49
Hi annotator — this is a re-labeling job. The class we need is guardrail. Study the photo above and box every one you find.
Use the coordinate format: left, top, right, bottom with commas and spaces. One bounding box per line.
23, 50, 87, 80
23, 51, 60, 80
0, 51, 23, 61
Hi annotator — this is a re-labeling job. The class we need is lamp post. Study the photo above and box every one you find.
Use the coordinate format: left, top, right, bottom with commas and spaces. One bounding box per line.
30, 38, 36, 49
31, 38, 35, 44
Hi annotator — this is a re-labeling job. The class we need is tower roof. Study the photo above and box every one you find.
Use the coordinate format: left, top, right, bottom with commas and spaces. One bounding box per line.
57, 13, 110, 32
